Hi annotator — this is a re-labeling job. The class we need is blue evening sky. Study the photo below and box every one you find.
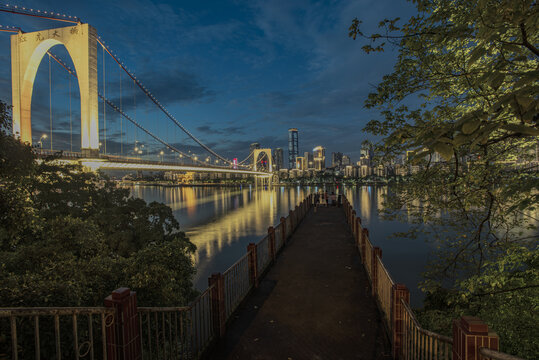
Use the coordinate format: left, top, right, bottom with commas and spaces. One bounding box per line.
0, 0, 417, 163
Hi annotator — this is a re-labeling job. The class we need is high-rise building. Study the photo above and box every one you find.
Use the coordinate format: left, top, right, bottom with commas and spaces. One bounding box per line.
296, 156, 305, 170
273, 148, 284, 170
313, 146, 326, 170
288, 128, 299, 169
342, 155, 351, 166
304, 151, 314, 169
331, 152, 343, 167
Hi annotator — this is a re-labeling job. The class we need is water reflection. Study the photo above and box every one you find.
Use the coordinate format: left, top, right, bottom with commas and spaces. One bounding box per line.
130, 185, 313, 290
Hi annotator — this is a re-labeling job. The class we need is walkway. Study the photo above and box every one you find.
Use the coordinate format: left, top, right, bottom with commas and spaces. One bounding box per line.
209, 206, 392, 360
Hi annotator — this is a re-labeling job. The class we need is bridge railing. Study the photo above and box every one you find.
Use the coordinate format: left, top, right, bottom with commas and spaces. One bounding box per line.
0, 306, 114, 360
0, 194, 313, 359
341, 194, 523, 360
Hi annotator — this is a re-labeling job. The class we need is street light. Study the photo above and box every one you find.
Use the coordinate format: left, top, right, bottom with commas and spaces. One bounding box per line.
160, 150, 164, 163
38, 134, 47, 151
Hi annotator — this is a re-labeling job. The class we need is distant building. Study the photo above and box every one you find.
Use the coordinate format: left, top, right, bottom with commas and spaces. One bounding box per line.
331, 152, 343, 167
296, 156, 305, 170
273, 147, 284, 170
304, 151, 314, 169
313, 146, 326, 170
342, 155, 351, 166
288, 128, 299, 169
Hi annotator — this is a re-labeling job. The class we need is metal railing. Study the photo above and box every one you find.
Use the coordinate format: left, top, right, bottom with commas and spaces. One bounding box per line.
223, 253, 251, 320
401, 300, 452, 360
0, 307, 115, 360
256, 235, 272, 275
137, 306, 191, 359
376, 256, 395, 331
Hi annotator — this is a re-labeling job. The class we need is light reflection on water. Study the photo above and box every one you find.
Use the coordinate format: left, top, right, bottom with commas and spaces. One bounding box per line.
130, 185, 315, 291
129, 184, 475, 306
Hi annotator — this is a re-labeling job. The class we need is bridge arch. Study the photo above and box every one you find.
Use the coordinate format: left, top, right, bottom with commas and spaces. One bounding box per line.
11, 24, 99, 156
253, 148, 273, 172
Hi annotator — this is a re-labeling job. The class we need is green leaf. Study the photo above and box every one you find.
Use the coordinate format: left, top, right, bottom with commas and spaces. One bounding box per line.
462, 119, 481, 135
433, 142, 453, 161
468, 46, 486, 66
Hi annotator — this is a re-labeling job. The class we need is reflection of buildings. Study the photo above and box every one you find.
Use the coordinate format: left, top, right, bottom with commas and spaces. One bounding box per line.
288, 128, 299, 169
313, 146, 326, 170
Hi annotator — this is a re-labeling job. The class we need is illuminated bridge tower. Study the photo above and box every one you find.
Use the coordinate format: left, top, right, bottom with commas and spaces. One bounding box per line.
288, 128, 298, 169
11, 24, 99, 157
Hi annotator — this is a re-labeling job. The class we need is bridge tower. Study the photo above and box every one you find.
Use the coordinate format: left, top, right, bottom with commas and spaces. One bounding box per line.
11, 23, 99, 157
253, 148, 273, 172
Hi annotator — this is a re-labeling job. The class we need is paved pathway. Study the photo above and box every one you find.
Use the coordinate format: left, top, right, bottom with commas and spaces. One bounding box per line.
209, 206, 392, 360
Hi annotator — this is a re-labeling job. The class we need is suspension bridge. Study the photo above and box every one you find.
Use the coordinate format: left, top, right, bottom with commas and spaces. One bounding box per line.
0, 4, 271, 178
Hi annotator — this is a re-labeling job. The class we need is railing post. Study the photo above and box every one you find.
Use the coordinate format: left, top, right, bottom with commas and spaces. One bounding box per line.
280, 217, 287, 244
104, 287, 141, 360
355, 217, 362, 248
453, 316, 499, 360
361, 228, 369, 263
247, 243, 258, 288
392, 284, 410, 360
371, 247, 382, 297
268, 226, 276, 261
289, 210, 294, 231
208, 273, 226, 337
351, 210, 357, 235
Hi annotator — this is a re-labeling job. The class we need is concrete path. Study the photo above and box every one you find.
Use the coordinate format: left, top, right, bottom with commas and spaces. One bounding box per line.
209, 206, 392, 360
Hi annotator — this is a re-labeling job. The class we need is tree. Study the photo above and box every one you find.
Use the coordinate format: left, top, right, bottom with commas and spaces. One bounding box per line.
0, 100, 197, 308
350, 1, 538, 357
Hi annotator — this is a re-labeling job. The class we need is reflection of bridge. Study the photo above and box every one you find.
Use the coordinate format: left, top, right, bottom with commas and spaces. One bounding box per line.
1, 4, 271, 177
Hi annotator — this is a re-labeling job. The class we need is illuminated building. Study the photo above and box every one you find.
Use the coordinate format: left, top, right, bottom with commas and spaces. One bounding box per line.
274, 148, 284, 170
288, 128, 298, 169
296, 156, 305, 170
313, 146, 326, 170
331, 152, 343, 167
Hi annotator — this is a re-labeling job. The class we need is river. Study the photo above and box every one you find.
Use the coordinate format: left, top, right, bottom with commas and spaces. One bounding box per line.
130, 184, 433, 306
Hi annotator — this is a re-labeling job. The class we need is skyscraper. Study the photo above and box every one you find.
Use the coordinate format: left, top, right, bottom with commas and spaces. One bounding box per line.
331, 152, 343, 167
313, 146, 326, 170
288, 128, 298, 169
304, 151, 314, 169
274, 148, 284, 170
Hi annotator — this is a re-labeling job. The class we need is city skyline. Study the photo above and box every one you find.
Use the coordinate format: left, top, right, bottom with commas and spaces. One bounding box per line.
0, 0, 416, 161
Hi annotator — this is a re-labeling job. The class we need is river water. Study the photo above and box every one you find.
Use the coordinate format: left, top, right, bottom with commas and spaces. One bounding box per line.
130, 185, 432, 306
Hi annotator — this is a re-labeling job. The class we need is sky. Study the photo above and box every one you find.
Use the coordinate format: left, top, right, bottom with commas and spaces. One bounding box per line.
0, 0, 418, 164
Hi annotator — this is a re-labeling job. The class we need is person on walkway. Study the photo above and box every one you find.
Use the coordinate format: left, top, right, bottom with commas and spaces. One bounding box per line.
330, 192, 337, 206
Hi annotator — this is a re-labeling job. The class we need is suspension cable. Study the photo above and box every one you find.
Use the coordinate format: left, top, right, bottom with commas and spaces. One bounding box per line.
69, 73, 72, 152
45, 51, 214, 166
102, 46, 106, 154
96, 37, 237, 166
48, 53, 52, 150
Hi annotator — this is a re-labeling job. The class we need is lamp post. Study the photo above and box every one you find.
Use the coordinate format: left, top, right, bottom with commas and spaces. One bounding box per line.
160, 150, 164, 163
38, 134, 47, 153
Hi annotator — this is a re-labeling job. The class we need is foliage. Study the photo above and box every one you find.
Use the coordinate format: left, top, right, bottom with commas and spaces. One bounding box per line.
0, 100, 197, 308
350, 0, 538, 357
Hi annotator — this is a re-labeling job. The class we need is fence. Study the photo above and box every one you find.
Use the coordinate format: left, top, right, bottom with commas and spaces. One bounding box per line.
0, 194, 313, 360
341, 195, 525, 360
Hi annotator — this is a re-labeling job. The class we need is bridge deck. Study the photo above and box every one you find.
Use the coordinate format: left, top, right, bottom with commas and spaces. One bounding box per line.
210, 206, 392, 360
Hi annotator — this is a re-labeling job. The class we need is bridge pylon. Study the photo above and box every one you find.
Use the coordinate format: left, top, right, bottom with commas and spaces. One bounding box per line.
11, 23, 99, 157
